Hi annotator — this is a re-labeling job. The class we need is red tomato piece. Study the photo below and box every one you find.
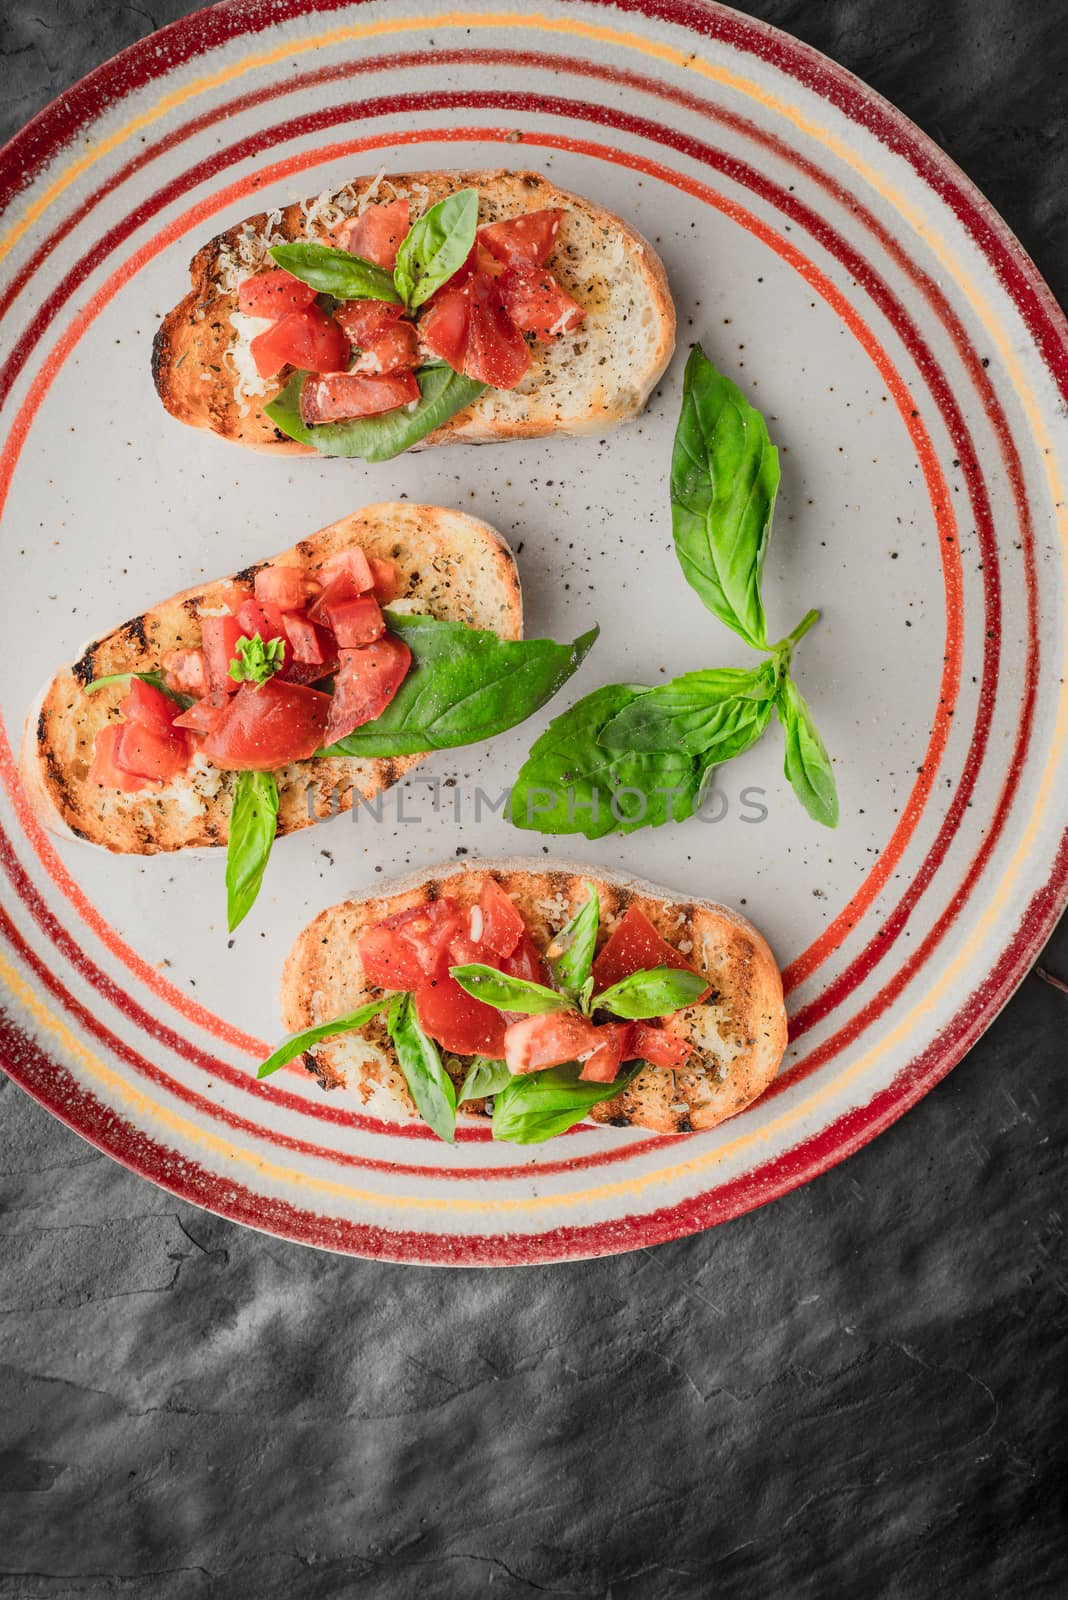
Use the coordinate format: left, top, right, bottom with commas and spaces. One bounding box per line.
333, 299, 405, 343
591, 905, 708, 1002
499, 931, 550, 987
500, 263, 585, 339
579, 1022, 634, 1084
281, 612, 325, 665
200, 679, 331, 770
250, 305, 349, 380
325, 594, 385, 648
234, 597, 285, 643
464, 272, 531, 389
357, 899, 464, 990
419, 281, 470, 370
503, 1011, 604, 1076
237, 268, 317, 319
415, 972, 508, 1059
299, 369, 419, 424
478, 209, 562, 267
336, 198, 410, 269
318, 546, 375, 595
368, 556, 400, 602
161, 648, 208, 700
115, 719, 189, 784
123, 677, 180, 737
321, 635, 411, 747
89, 725, 148, 792
172, 693, 229, 734
474, 877, 525, 958
200, 614, 246, 695
629, 1021, 692, 1070
254, 565, 317, 612
335, 300, 419, 374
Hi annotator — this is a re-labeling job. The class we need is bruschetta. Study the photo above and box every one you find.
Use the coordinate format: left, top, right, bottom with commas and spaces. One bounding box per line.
269, 860, 788, 1143
152, 169, 676, 458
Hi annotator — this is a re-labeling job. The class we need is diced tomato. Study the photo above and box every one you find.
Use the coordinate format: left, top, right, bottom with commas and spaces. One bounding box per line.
200, 613, 247, 695
254, 565, 318, 612
250, 305, 349, 380
325, 594, 385, 648
172, 693, 228, 734
200, 679, 331, 770
357, 899, 464, 990
500, 262, 585, 339
219, 582, 253, 615
415, 971, 508, 1059
579, 1021, 634, 1084
281, 612, 327, 665
630, 1021, 692, 1071
368, 557, 400, 602
499, 931, 549, 987
335, 300, 419, 374
464, 272, 531, 389
234, 597, 285, 645
318, 546, 375, 596
114, 719, 189, 784
504, 1011, 604, 1076
89, 725, 148, 792
475, 877, 525, 958
299, 369, 419, 424
123, 677, 179, 737
162, 648, 208, 700
419, 281, 470, 370
321, 635, 411, 747
237, 268, 317, 319
478, 209, 562, 267
336, 198, 411, 269
591, 905, 708, 1002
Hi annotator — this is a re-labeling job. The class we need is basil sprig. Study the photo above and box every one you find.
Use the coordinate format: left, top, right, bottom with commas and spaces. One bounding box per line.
449, 964, 573, 1016
492, 1063, 642, 1145
393, 188, 479, 308
510, 346, 838, 835
225, 770, 278, 933
229, 633, 284, 687
268, 240, 401, 304
319, 615, 598, 759
546, 882, 600, 1000
387, 992, 457, 1144
264, 364, 486, 462
83, 670, 192, 709
258, 998, 390, 1078
457, 1056, 512, 1105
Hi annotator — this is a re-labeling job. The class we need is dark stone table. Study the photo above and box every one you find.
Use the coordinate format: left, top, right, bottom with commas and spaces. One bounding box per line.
1, 3, 1065, 1594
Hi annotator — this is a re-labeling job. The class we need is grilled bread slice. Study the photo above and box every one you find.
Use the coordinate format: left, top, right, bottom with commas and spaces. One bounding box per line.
21, 504, 522, 854
280, 859, 787, 1136
152, 168, 676, 452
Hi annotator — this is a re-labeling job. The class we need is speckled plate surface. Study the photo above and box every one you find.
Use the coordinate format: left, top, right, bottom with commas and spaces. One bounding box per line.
1, 0, 1066, 1265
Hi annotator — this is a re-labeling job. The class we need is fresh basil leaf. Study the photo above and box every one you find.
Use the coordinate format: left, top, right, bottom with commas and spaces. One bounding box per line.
598, 665, 775, 758
257, 998, 390, 1079
264, 364, 486, 461
671, 344, 779, 649
229, 632, 285, 687
776, 675, 839, 828
546, 882, 600, 1000
508, 683, 702, 838
457, 1057, 512, 1105
591, 966, 707, 1020
449, 963, 573, 1016
268, 240, 401, 303
393, 188, 479, 309
492, 1063, 642, 1145
83, 670, 192, 709
225, 770, 278, 932
387, 991, 456, 1143
320, 617, 598, 758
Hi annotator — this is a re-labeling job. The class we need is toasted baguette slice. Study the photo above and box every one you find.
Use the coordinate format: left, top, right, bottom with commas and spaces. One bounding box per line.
280, 859, 787, 1136
21, 505, 522, 854
153, 169, 675, 452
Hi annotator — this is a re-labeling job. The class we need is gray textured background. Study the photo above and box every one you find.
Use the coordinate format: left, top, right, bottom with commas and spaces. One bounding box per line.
1, 3, 1066, 1595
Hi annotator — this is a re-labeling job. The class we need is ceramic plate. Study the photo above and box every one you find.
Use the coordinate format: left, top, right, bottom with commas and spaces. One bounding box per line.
1, 0, 1065, 1264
